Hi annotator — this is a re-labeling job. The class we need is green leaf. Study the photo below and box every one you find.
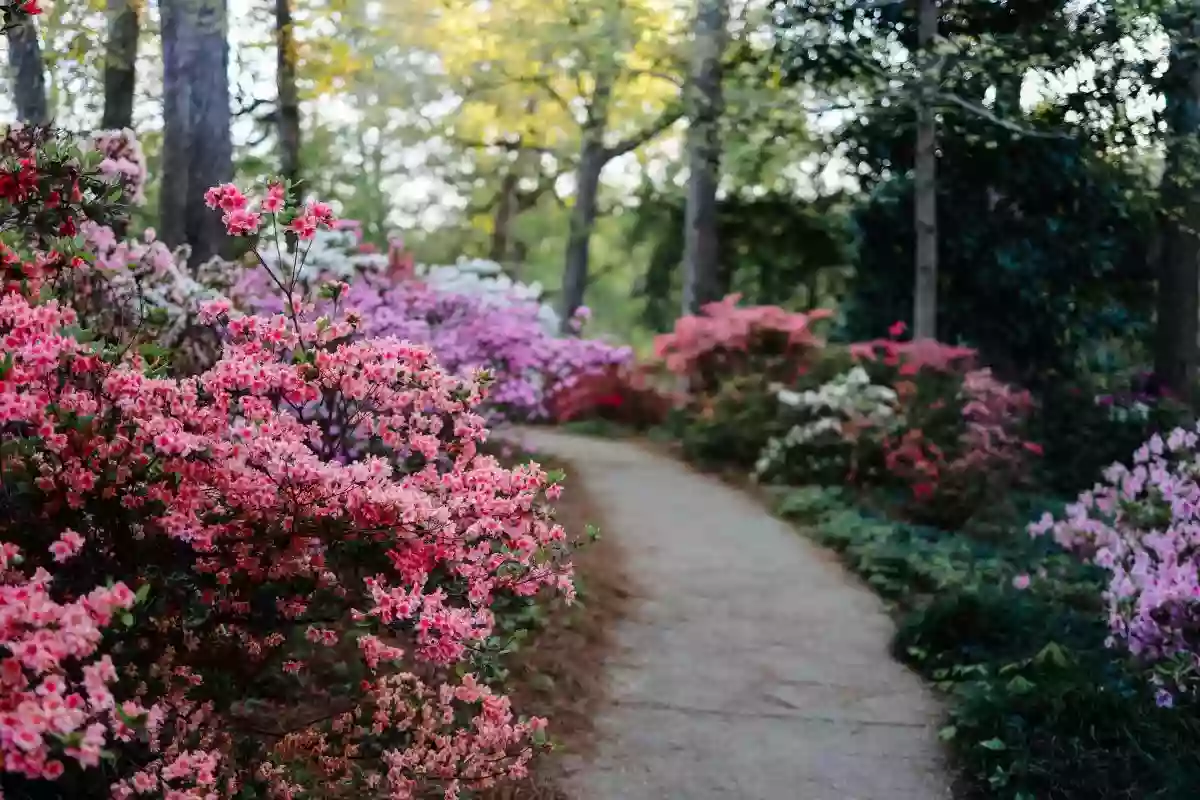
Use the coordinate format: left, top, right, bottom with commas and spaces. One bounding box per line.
980, 738, 1007, 751
938, 725, 957, 741
1033, 641, 1070, 668
1006, 675, 1036, 694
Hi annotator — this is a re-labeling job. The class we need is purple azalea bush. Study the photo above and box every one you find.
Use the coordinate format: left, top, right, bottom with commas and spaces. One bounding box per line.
1031, 425, 1200, 697
229, 228, 632, 423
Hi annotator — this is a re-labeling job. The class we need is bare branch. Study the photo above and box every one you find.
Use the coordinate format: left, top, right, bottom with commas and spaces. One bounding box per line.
624, 68, 685, 88
939, 92, 1073, 139
234, 96, 274, 118
447, 134, 563, 156
604, 107, 684, 160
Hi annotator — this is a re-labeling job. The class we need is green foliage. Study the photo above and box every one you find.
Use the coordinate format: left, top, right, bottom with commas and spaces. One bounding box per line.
560, 418, 636, 439
671, 375, 786, 470
1034, 381, 1196, 494
840, 133, 1157, 384
630, 189, 854, 332
778, 486, 1200, 798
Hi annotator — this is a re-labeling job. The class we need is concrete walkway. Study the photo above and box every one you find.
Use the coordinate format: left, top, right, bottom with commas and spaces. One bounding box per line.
519, 429, 951, 800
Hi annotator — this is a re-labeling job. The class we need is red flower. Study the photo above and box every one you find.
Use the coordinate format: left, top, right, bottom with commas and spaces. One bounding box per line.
20, 0, 43, 15
1023, 441, 1044, 456
888, 320, 908, 339
912, 482, 935, 501
595, 393, 625, 408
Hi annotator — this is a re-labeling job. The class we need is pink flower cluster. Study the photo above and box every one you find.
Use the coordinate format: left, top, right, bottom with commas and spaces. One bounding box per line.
0, 175, 576, 795
1031, 427, 1200, 694
0, 572, 136, 781
204, 182, 334, 240
654, 293, 833, 394
91, 129, 147, 206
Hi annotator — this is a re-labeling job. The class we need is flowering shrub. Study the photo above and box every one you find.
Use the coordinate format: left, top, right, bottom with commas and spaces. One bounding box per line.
231, 226, 630, 424
89, 128, 147, 207
881, 367, 1039, 525
655, 294, 832, 396
420, 257, 560, 334
1029, 427, 1200, 698
835, 328, 1037, 525
0, 158, 578, 797
0, 126, 126, 264
78, 222, 228, 370
347, 284, 629, 424
755, 366, 899, 484
547, 364, 676, 429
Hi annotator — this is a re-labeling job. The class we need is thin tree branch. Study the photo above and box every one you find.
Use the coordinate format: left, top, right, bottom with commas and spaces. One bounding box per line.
447, 134, 562, 156
939, 91, 1074, 139
604, 108, 685, 160
234, 96, 274, 118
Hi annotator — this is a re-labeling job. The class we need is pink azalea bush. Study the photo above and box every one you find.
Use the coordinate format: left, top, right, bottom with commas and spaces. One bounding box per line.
89, 128, 146, 206
1030, 427, 1200, 696
842, 329, 1040, 525
0, 142, 577, 797
655, 294, 833, 396
655, 295, 833, 467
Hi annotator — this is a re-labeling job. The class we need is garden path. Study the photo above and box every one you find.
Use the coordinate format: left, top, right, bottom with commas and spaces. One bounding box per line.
518, 428, 951, 800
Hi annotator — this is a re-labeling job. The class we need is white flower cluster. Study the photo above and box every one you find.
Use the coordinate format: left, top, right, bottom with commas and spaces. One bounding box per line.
755, 367, 899, 479
417, 257, 561, 334
259, 225, 389, 281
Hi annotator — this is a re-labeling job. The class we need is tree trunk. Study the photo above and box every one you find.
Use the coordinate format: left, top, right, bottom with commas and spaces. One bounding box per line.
489, 170, 520, 263
560, 70, 614, 330
101, 0, 140, 130
160, 0, 232, 267
159, 0, 193, 249
681, 0, 728, 316
6, 16, 48, 124
276, 0, 301, 188
560, 135, 605, 330
1154, 10, 1200, 397
912, 0, 938, 340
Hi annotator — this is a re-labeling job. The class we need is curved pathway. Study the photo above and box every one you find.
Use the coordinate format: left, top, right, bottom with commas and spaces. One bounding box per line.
519, 428, 951, 800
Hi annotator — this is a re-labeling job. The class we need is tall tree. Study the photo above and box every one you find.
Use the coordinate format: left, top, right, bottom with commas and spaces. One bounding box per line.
276, 0, 301, 189
913, 0, 938, 339
6, 14, 48, 124
160, 0, 233, 267
680, 0, 728, 315
101, 0, 140, 130
560, 88, 681, 329
396, 0, 686, 328
1154, 3, 1200, 396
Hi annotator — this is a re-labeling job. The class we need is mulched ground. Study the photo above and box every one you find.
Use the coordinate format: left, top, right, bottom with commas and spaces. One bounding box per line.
482, 454, 633, 800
